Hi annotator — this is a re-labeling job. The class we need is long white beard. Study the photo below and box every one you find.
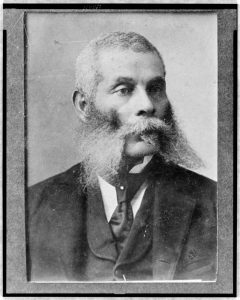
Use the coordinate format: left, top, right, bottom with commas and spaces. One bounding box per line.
76, 123, 125, 187
75, 105, 203, 187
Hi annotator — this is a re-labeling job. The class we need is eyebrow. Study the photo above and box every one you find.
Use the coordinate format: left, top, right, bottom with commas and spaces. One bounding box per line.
109, 77, 136, 91
147, 76, 166, 87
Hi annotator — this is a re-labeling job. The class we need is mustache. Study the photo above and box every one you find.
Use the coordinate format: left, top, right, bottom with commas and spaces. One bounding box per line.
87, 103, 174, 137
117, 117, 175, 139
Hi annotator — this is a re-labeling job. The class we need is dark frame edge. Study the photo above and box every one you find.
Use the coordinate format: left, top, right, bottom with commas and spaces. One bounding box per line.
2, 292, 238, 297
2, 3, 238, 10
232, 29, 237, 298
23, 11, 31, 283
3, 6, 237, 297
3, 29, 7, 297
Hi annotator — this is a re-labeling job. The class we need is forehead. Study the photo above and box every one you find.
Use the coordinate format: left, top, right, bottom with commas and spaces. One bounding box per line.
97, 49, 165, 84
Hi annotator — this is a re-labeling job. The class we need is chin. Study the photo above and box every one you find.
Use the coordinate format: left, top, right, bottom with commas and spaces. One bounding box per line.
125, 141, 156, 158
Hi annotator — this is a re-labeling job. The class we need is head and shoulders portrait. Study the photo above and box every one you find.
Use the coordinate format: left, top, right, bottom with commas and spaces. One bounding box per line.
26, 13, 217, 282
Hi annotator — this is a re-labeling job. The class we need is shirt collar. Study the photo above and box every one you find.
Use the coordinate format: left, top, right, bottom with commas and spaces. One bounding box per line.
97, 175, 118, 222
97, 155, 153, 222
129, 155, 153, 174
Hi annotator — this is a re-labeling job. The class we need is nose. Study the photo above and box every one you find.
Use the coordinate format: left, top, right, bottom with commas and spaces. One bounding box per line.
135, 88, 155, 117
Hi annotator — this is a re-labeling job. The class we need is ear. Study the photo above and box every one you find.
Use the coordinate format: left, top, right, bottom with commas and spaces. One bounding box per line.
72, 90, 89, 122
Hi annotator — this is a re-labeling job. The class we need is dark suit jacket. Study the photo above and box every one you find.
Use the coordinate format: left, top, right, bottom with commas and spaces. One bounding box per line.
27, 159, 217, 281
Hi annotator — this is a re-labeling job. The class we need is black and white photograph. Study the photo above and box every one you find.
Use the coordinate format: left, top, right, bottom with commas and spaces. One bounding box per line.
3, 3, 237, 296
27, 11, 217, 282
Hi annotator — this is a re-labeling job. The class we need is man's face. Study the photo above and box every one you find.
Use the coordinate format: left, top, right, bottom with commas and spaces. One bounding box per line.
94, 48, 169, 158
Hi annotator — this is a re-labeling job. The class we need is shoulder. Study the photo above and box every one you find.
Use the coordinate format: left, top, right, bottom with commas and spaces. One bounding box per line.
28, 163, 86, 218
172, 164, 216, 195
153, 161, 217, 227
169, 164, 216, 216
152, 158, 216, 198
29, 163, 83, 190
172, 166, 217, 220
172, 165, 217, 210
27, 164, 87, 280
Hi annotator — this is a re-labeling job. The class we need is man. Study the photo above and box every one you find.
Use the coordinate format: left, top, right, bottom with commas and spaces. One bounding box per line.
27, 32, 217, 281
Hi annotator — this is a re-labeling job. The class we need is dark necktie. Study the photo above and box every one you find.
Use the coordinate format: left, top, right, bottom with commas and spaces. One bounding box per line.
109, 173, 146, 254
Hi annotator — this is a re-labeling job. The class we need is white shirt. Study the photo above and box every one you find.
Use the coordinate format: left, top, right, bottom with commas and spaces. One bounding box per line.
98, 155, 153, 222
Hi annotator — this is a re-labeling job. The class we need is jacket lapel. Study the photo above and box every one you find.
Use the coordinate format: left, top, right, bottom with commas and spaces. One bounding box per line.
152, 172, 196, 280
87, 184, 118, 262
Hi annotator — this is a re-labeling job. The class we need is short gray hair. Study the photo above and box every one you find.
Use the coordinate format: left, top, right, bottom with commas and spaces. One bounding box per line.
75, 31, 165, 100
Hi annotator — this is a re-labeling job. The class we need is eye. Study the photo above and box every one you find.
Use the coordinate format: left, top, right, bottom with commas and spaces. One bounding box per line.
114, 85, 133, 96
148, 84, 164, 95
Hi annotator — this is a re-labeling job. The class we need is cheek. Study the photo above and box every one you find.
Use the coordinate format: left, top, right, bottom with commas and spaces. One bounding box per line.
117, 104, 134, 124
95, 92, 126, 115
155, 98, 170, 118
94, 96, 111, 114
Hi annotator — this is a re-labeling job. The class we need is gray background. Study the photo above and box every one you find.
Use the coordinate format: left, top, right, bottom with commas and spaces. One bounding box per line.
4, 7, 236, 295
27, 12, 217, 186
